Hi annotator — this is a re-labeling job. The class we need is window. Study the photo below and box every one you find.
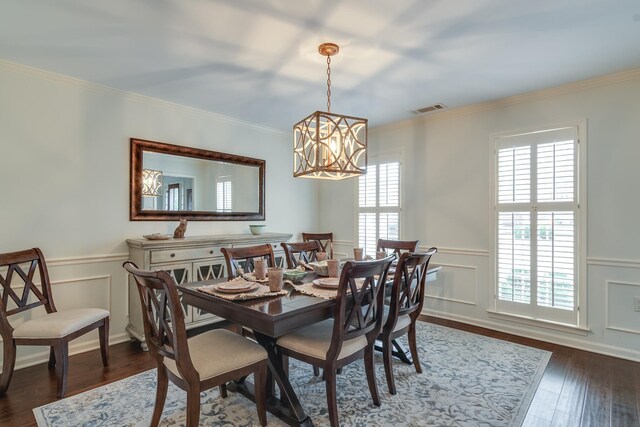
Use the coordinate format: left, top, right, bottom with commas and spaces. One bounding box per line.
166, 183, 180, 211
357, 155, 401, 256
494, 125, 583, 326
216, 179, 232, 211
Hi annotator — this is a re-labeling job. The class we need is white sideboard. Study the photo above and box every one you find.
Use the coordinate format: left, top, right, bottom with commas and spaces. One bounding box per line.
126, 232, 292, 347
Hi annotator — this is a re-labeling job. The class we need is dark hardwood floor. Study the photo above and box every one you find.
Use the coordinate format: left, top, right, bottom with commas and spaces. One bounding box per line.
1, 317, 638, 426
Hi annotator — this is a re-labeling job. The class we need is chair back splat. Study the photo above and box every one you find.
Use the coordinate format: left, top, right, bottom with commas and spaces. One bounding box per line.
220, 244, 275, 279
376, 239, 419, 258
123, 262, 196, 377
302, 232, 334, 259
389, 248, 437, 322
328, 256, 394, 362
281, 241, 321, 268
0, 248, 55, 318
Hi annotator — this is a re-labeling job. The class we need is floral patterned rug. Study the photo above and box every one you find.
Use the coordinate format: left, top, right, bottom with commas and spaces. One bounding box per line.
34, 322, 550, 426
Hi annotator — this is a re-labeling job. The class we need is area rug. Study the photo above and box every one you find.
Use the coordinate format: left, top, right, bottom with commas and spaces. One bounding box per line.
34, 322, 550, 426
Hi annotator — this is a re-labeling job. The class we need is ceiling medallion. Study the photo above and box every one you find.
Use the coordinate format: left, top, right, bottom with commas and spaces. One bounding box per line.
293, 43, 368, 180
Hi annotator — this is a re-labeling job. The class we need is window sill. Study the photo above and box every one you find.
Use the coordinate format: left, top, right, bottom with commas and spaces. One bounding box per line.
486, 310, 590, 336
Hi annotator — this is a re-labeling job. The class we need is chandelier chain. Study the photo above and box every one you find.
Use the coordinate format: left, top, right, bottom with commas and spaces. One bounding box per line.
326, 56, 332, 113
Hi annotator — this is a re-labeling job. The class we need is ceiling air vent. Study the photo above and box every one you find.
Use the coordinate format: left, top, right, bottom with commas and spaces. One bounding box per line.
413, 103, 447, 115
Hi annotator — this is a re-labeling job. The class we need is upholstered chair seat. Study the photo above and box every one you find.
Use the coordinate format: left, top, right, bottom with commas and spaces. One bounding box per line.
12, 308, 109, 339
277, 319, 367, 361
381, 311, 411, 334
164, 329, 267, 381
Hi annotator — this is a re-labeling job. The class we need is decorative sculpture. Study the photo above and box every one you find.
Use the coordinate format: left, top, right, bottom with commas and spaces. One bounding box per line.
173, 218, 188, 239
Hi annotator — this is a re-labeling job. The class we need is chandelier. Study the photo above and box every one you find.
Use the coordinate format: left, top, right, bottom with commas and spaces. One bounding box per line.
293, 43, 367, 180
142, 169, 163, 196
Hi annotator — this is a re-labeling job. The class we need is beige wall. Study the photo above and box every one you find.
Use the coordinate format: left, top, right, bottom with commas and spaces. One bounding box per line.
319, 70, 640, 361
0, 61, 319, 368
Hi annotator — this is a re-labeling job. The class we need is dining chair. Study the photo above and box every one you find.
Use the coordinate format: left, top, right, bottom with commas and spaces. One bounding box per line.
302, 232, 334, 259
277, 256, 394, 427
379, 248, 437, 395
0, 248, 109, 398
376, 238, 419, 257
220, 244, 276, 279
281, 241, 322, 269
123, 261, 268, 427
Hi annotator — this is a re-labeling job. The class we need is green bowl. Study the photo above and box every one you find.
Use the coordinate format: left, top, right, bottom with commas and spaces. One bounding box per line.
249, 224, 266, 235
283, 269, 307, 282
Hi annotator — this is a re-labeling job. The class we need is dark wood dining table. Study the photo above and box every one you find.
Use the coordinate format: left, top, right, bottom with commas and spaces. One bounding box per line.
178, 266, 441, 426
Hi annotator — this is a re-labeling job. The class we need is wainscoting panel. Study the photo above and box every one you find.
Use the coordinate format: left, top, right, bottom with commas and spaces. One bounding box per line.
606, 280, 640, 335
426, 263, 478, 306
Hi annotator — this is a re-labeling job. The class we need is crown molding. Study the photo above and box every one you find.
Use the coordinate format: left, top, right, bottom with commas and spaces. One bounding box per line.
0, 59, 286, 135
372, 67, 640, 133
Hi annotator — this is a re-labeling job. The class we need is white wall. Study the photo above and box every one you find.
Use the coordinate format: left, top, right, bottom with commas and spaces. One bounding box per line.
0, 61, 319, 368
319, 70, 640, 361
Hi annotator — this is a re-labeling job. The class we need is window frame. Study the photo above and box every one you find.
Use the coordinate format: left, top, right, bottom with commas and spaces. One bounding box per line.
354, 150, 404, 257
490, 120, 587, 329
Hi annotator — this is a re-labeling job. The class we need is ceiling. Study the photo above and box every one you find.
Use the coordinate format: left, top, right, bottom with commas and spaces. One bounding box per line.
2, 0, 640, 131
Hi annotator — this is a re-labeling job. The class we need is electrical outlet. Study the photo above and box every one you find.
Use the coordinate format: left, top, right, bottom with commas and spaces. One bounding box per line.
635, 298, 640, 312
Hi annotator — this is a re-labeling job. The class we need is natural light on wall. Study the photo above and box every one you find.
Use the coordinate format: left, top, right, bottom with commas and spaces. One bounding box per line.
494, 126, 580, 326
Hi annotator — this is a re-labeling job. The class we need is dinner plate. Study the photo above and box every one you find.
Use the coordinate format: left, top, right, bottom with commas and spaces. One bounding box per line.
213, 283, 258, 294
312, 278, 339, 289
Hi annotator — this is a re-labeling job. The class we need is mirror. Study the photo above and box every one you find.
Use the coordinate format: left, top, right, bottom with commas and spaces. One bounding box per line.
130, 138, 265, 221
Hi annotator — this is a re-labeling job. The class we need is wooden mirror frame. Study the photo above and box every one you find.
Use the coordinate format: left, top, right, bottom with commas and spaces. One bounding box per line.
130, 138, 265, 221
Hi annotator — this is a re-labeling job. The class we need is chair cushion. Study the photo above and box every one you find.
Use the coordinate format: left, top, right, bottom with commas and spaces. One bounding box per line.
164, 329, 267, 381
12, 308, 109, 339
383, 312, 412, 333
277, 319, 367, 361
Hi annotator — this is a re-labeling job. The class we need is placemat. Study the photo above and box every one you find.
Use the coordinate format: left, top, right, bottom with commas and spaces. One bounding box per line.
294, 278, 365, 300
240, 272, 269, 284
197, 282, 287, 301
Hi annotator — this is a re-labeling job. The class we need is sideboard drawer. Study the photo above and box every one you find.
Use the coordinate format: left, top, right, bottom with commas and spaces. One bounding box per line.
151, 246, 223, 264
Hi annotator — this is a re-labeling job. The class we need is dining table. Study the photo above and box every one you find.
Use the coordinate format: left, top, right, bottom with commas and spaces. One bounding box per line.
178, 266, 441, 427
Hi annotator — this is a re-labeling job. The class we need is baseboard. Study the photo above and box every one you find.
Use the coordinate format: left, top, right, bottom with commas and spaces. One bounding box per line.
422, 309, 640, 363
2, 333, 132, 372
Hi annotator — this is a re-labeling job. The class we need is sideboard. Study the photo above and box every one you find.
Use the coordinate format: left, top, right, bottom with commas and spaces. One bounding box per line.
126, 232, 292, 348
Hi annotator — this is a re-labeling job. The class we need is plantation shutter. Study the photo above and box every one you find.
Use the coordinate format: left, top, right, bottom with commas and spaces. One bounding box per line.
495, 127, 579, 325
358, 156, 401, 257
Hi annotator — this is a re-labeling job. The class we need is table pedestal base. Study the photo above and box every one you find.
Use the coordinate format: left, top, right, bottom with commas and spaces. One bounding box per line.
375, 339, 413, 365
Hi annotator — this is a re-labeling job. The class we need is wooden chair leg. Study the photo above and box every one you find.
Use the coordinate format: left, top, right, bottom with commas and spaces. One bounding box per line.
185, 384, 201, 427
0, 339, 16, 396
53, 342, 69, 398
48, 346, 56, 370
313, 365, 320, 376
282, 353, 289, 377
151, 367, 169, 427
325, 367, 339, 427
408, 322, 422, 374
382, 335, 396, 395
254, 361, 268, 427
99, 317, 110, 367
364, 346, 381, 406
219, 384, 228, 398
